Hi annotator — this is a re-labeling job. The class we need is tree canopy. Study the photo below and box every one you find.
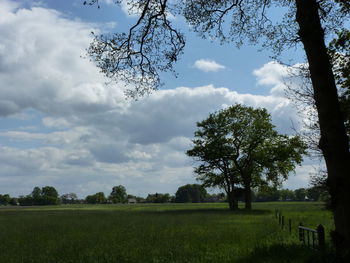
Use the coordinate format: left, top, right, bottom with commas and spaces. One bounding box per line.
86, 192, 107, 204
175, 184, 207, 203
109, 185, 128, 203
187, 104, 306, 210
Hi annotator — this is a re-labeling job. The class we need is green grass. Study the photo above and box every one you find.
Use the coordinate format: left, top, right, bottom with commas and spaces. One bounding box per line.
0, 202, 335, 263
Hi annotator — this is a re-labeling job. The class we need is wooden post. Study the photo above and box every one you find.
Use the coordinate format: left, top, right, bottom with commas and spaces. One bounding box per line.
282, 215, 285, 229
299, 223, 304, 242
288, 219, 292, 234
317, 224, 325, 250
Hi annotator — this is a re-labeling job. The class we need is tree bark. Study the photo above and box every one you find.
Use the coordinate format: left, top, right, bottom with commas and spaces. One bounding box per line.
228, 190, 238, 210
244, 184, 252, 210
295, 0, 350, 259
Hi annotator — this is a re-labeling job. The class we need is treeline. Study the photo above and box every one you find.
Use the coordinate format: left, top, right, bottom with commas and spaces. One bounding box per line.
0, 183, 328, 206
251, 185, 329, 202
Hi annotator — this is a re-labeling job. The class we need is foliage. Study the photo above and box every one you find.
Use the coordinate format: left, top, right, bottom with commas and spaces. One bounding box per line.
17, 186, 59, 206
279, 189, 296, 202
294, 188, 307, 201
84, 0, 346, 97
175, 184, 207, 203
109, 185, 128, 204
0, 194, 11, 205
187, 104, 306, 210
85, 192, 107, 204
146, 193, 170, 203
329, 29, 350, 139
41, 186, 60, 205
61, 193, 78, 204
253, 186, 280, 202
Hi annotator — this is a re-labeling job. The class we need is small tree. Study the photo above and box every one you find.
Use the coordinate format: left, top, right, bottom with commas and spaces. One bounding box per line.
109, 185, 128, 203
187, 104, 306, 210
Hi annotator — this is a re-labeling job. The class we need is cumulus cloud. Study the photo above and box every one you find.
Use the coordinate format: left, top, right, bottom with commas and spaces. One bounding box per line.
0, 1, 310, 198
0, 0, 127, 118
253, 61, 307, 97
193, 59, 226, 72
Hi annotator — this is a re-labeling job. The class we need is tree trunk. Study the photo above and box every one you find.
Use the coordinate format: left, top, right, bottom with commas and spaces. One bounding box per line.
295, 0, 350, 259
244, 184, 252, 210
228, 190, 238, 210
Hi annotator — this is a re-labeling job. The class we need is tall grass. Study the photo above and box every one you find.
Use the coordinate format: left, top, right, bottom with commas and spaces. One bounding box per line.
0, 202, 334, 263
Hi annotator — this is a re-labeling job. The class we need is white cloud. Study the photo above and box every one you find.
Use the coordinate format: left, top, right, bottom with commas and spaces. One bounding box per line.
0, 1, 127, 118
253, 61, 307, 97
0, 1, 312, 198
193, 59, 226, 72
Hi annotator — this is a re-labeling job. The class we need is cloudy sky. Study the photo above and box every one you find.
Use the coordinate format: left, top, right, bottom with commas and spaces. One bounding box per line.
0, 0, 319, 198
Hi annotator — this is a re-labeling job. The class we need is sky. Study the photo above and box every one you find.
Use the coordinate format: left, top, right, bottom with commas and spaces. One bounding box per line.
0, 0, 320, 198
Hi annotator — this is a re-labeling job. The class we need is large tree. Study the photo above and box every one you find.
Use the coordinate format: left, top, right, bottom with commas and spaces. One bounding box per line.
187, 104, 306, 210
86, 0, 350, 256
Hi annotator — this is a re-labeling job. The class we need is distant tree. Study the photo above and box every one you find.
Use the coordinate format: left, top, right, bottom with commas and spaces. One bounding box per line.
31, 186, 42, 205
175, 184, 207, 203
0, 194, 11, 205
187, 105, 306, 210
307, 186, 323, 202
279, 189, 296, 201
18, 195, 33, 206
205, 193, 226, 203
9, 197, 18, 206
41, 186, 59, 205
146, 193, 170, 203
294, 188, 307, 201
61, 193, 78, 204
109, 185, 128, 204
254, 186, 280, 202
17, 186, 59, 206
86, 192, 106, 204
309, 171, 331, 204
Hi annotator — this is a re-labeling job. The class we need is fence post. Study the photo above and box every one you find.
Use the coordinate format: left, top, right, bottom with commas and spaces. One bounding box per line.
299, 223, 304, 243
282, 216, 285, 229
288, 219, 292, 234
317, 224, 325, 250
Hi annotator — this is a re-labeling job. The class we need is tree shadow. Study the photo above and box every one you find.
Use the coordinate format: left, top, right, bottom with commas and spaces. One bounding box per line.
141, 208, 271, 216
236, 244, 336, 263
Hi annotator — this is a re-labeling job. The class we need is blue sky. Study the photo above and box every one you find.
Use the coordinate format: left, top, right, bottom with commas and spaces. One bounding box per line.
0, 0, 319, 198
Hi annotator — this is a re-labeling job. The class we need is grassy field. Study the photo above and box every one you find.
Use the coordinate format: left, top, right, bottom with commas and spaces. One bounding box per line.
0, 202, 335, 263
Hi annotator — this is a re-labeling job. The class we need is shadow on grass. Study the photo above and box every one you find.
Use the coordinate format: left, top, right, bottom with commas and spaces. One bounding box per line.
237, 244, 336, 263
141, 208, 271, 216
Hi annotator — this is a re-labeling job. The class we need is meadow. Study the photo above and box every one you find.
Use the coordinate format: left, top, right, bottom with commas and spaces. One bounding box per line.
0, 202, 335, 263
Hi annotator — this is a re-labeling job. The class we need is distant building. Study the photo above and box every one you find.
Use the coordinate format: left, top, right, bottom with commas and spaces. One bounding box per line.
127, 198, 137, 204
